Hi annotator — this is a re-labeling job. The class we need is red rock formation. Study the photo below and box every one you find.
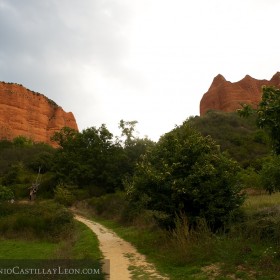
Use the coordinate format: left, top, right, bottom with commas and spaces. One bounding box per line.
200, 72, 280, 115
0, 82, 78, 146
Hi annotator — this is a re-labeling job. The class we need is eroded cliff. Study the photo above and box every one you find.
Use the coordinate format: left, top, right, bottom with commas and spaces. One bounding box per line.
200, 72, 280, 115
0, 82, 78, 145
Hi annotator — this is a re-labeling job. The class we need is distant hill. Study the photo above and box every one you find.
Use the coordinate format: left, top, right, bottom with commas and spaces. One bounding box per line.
188, 111, 270, 168
200, 72, 280, 115
0, 82, 78, 146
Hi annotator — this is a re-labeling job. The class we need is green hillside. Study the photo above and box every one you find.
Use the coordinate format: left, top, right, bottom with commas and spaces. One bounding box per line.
187, 110, 271, 168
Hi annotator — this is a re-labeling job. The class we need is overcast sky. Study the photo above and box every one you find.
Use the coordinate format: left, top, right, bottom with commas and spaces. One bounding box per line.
0, 0, 279, 140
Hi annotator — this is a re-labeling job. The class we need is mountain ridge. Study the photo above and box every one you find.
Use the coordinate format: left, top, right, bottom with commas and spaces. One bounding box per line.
200, 72, 280, 115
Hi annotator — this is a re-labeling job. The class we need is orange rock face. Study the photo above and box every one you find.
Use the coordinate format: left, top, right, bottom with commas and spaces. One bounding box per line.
0, 82, 78, 146
200, 72, 280, 115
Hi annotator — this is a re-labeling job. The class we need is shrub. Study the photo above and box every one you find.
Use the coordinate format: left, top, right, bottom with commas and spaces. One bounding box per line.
169, 214, 214, 262
126, 123, 245, 230
237, 167, 261, 190
188, 111, 270, 167
236, 205, 280, 244
88, 192, 127, 219
0, 201, 74, 241
260, 155, 280, 194
0, 185, 14, 201
54, 184, 75, 206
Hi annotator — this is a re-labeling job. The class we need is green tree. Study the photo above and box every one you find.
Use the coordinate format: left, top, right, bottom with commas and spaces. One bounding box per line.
52, 123, 155, 194
51, 127, 79, 149
13, 136, 33, 146
238, 86, 280, 154
237, 86, 280, 193
237, 103, 254, 118
126, 123, 244, 230
257, 86, 280, 154
119, 119, 138, 147
118, 120, 155, 176
237, 166, 261, 190
2, 163, 25, 186
260, 155, 280, 194
52, 125, 124, 192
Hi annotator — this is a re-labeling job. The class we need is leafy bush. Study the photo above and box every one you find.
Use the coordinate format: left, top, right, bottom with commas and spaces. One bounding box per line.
0, 201, 74, 241
13, 136, 33, 146
256, 86, 280, 154
0, 139, 55, 176
236, 205, 280, 244
54, 184, 75, 206
126, 123, 245, 230
88, 192, 128, 219
237, 167, 261, 190
0, 185, 14, 201
260, 155, 280, 194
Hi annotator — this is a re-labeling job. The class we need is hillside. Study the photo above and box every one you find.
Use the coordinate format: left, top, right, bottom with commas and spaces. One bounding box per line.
188, 111, 270, 167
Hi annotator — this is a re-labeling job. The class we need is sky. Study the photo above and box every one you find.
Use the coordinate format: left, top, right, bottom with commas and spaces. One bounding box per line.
0, 0, 280, 141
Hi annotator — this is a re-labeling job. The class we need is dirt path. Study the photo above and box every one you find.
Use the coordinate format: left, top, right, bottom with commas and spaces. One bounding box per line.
74, 215, 169, 280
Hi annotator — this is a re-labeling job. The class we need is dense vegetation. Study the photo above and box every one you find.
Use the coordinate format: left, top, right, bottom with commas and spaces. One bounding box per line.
125, 123, 244, 230
188, 111, 270, 168
0, 104, 276, 225
0, 201, 105, 279
0, 115, 251, 231
82, 192, 280, 279
0, 201, 73, 241
0, 121, 154, 201
1, 86, 280, 279
256, 86, 280, 155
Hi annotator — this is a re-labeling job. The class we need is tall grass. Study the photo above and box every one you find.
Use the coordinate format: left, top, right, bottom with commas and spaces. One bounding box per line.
83, 191, 280, 279
233, 192, 280, 247
0, 200, 74, 241
169, 215, 214, 263
0, 221, 105, 280
243, 192, 280, 212
0, 221, 103, 260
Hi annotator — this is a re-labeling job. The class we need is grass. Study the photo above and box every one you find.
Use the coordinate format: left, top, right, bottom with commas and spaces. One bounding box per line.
0, 239, 59, 259
0, 221, 103, 260
0, 220, 105, 280
0, 200, 74, 242
91, 218, 280, 279
71, 221, 102, 260
243, 191, 280, 212
77, 191, 280, 280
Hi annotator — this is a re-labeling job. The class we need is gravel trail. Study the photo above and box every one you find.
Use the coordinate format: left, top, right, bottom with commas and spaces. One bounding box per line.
74, 215, 169, 280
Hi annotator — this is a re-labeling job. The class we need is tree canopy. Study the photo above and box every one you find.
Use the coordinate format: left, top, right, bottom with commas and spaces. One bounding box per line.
52, 125, 123, 191
51, 122, 154, 193
126, 122, 244, 230
257, 86, 280, 155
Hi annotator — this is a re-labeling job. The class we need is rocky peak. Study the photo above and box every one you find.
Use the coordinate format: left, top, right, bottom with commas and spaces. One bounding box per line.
209, 74, 227, 89
0, 81, 78, 146
270, 72, 280, 84
200, 72, 280, 115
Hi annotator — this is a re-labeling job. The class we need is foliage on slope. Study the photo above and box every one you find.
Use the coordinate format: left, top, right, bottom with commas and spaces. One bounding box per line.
187, 111, 270, 168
